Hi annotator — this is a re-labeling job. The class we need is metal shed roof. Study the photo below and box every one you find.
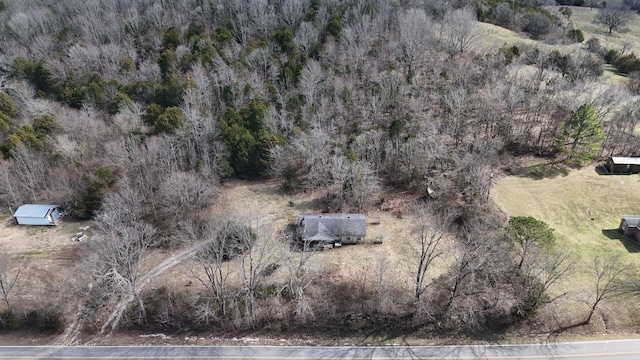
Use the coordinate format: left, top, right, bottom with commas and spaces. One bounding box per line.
14, 204, 58, 218
611, 157, 640, 165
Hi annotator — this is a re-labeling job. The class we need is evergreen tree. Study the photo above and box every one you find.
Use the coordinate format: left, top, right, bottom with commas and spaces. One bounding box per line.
557, 103, 604, 164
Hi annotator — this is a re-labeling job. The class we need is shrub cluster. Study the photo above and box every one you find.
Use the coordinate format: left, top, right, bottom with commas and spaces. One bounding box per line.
605, 49, 640, 74
0, 309, 64, 333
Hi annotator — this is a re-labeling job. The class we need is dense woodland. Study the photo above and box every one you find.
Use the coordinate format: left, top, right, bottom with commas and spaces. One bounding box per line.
1, 0, 640, 338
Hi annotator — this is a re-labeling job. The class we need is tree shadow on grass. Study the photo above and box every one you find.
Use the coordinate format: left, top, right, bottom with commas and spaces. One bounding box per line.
523, 161, 570, 180
602, 229, 640, 253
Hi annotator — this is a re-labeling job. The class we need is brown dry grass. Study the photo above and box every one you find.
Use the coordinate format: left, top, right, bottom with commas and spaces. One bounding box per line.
569, 6, 640, 53
478, 6, 640, 55
0, 215, 90, 254
153, 180, 433, 296
478, 22, 540, 52
9, 180, 433, 341
0, 215, 92, 343
478, 7, 639, 84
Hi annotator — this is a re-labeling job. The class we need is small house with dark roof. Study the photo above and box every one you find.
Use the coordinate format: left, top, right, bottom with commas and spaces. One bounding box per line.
13, 204, 61, 226
618, 216, 640, 242
297, 213, 366, 245
606, 157, 640, 174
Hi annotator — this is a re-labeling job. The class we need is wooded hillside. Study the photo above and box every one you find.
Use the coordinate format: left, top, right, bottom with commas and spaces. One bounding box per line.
1, 0, 640, 340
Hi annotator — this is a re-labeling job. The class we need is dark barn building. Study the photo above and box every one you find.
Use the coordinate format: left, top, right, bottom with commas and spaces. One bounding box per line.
606, 157, 640, 174
619, 216, 640, 242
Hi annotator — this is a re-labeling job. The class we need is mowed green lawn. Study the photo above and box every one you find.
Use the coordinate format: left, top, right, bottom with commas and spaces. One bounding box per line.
492, 165, 640, 328
490, 9, 640, 252
493, 166, 640, 258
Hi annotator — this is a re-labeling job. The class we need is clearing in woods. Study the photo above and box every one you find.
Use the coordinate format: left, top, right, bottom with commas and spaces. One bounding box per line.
154, 180, 437, 300
1, 180, 445, 344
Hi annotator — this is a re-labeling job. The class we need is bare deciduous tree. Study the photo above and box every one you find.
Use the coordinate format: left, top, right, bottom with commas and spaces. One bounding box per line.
442, 85, 469, 146
327, 155, 380, 212
159, 171, 217, 223
279, 0, 307, 29
375, 70, 407, 120
397, 8, 433, 83
239, 213, 283, 323
295, 22, 320, 55
441, 236, 487, 320
434, 220, 514, 331
245, 47, 279, 84
582, 253, 630, 325
11, 144, 48, 203
370, 255, 395, 315
270, 126, 335, 190
0, 250, 28, 325
516, 248, 576, 317
247, 0, 275, 39
6, 7, 57, 47
595, 5, 631, 34
191, 220, 234, 319
285, 230, 319, 322
94, 221, 158, 321
0, 159, 21, 206
92, 189, 158, 323
298, 60, 324, 108
94, 184, 145, 232
408, 204, 452, 303
442, 8, 479, 58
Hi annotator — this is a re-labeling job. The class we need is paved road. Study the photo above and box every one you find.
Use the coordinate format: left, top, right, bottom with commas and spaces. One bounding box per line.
1, 339, 640, 359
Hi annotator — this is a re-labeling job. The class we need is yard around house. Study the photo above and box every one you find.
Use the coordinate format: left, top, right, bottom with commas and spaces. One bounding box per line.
3, 172, 640, 342
0, 180, 450, 345
153, 180, 431, 307
492, 163, 640, 330
492, 165, 640, 255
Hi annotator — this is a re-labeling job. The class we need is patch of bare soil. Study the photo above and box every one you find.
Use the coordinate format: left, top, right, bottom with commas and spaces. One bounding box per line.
0, 215, 91, 254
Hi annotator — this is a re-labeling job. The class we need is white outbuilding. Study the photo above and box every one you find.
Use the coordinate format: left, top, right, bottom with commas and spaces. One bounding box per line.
13, 204, 61, 226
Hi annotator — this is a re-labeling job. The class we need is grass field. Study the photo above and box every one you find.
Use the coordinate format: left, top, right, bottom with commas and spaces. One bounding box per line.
492, 163, 640, 330
569, 6, 640, 54
478, 6, 640, 84
493, 165, 640, 258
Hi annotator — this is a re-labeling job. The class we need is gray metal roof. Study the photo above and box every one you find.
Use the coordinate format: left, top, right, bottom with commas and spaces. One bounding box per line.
298, 213, 366, 239
611, 157, 640, 165
14, 204, 58, 218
